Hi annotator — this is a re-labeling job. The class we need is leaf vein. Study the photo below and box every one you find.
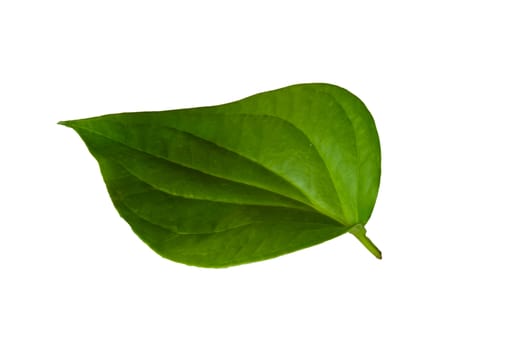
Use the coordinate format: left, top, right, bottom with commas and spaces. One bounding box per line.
303, 85, 361, 222
248, 111, 346, 223
74, 125, 318, 211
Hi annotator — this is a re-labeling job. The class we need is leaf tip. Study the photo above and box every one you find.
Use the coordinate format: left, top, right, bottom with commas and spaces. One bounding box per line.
58, 120, 72, 127
58, 120, 81, 130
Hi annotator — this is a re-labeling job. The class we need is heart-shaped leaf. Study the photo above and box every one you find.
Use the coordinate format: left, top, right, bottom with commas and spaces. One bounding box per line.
60, 83, 382, 267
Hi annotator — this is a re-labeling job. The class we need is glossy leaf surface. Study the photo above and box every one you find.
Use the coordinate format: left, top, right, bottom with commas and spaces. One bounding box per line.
60, 83, 381, 267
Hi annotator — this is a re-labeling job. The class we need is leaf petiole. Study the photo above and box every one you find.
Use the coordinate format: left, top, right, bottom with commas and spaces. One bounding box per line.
349, 224, 382, 259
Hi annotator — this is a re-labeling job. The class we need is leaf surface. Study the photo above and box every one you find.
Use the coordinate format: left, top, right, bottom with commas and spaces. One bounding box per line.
60, 83, 381, 267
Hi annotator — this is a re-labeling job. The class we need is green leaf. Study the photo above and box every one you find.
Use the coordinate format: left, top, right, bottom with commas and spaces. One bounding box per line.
59, 83, 381, 267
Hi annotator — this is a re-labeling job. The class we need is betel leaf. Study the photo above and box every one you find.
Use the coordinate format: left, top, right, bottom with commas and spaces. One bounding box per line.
59, 83, 382, 267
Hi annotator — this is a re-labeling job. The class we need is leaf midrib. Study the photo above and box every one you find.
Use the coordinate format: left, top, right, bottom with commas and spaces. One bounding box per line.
157, 113, 347, 224
159, 122, 345, 223
72, 124, 345, 224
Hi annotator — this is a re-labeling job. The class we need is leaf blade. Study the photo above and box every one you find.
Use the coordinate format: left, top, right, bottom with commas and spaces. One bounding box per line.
60, 83, 382, 267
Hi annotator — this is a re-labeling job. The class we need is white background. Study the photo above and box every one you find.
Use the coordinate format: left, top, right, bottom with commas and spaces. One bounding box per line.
1, 1, 524, 349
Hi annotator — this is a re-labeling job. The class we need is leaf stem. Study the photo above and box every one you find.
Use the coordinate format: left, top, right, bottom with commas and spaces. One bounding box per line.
349, 224, 382, 259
